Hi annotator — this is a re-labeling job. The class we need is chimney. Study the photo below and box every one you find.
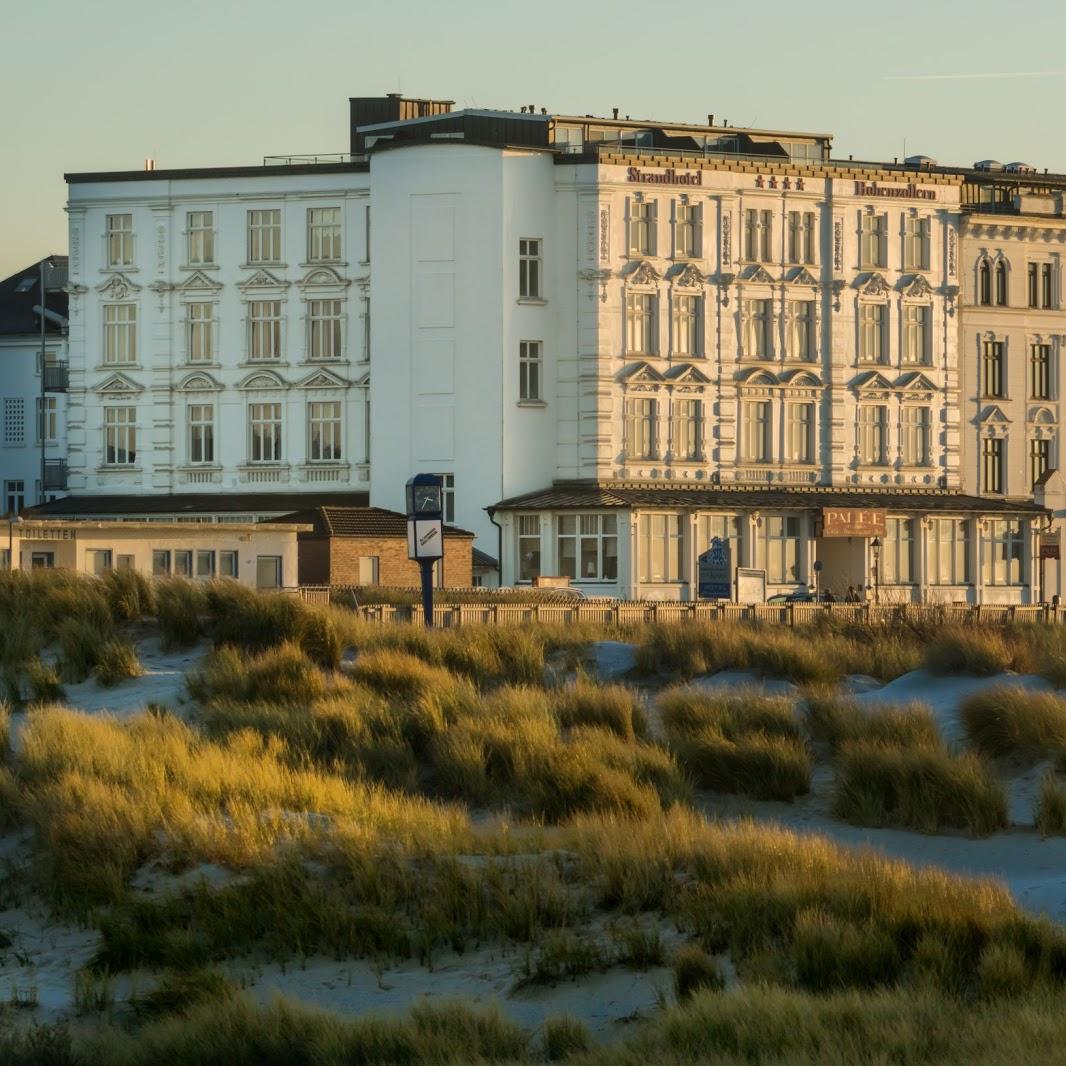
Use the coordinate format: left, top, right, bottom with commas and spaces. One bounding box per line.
528, 103, 534, 113
707, 114, 714, 126
144, 158, 155, 171
612, 107, 619, 119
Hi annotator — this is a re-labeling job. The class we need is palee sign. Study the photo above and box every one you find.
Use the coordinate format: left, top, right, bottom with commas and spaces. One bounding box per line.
817, 508, 887, 538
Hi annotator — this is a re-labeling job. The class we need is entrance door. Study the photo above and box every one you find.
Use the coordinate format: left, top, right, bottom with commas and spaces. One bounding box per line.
814, 538, 867, 599
256, 555, 282, 589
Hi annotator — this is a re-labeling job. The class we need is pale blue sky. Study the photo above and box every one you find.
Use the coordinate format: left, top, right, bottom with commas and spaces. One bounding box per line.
3, 0, 1066, 278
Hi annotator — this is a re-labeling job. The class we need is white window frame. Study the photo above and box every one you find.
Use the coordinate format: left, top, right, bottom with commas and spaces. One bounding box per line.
982, 436, 1004, 494
625, 396, 658, 460
786, 401, 815, 463
904, 215, 930, 271
628, 201, 656, 257
787, 210, 815, 265
516, 514, 542, 582
1030, 342, 1053, 400
519, 340, 543, 402
249, 402, 282, 463
902, 303, 930, 365
308, 299, 343, 361
882, 517, 915, 584
858, 404, 887, 465
901, 406, 931, 466
930, 518, 970, 585
742, 399, 773, 463
626, 291, 658, 355
186, 210, 214, 266
639, 513, 685, 583
983, 519, 1025, 586
744, 298, 773, 359
859, 302, 885, 364
787, 300, 815, 360
672, 293, 703, 357
307, 207, 342, 262
247, 208, 282, 264
674, 202, 700, 258
860, 212, 888, 268
671, 398, 703, 461
36, 396, 58, 444
106, 213, 133, 267
186, 301, 214, 364
104, 406, 137, 466
519, 238, 543, 299
104, 303, 138, 365
556, 513, 618, 582
744, 208, 773, 262
762, 515, 802, 584
249, 300, 282, 361
308, 400, 343, 462
188, 403, 214, 465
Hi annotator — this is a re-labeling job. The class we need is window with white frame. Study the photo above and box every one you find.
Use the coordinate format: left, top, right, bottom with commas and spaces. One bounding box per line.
742, 399, 772, 462
901, 406, 931, 466
882, 517, 915, 584
744, 298, 773, 358
37, 396, 57, 444
860, 212, 888, 268
4, 480, 24, 515
308, 207, 342, 262
671, 399, 703, 461
308, 299, 343, 360
787, 300, 815, 360
696, 514, 741, 563
106, 213, 133, 267
762, 515, 802, 584
982, 436, 1004, 494
625, 396, 657, 459
674, 202, 700, 258
1031, 343, 1052, 400
247, 209, 282, 264
858, 405, 887, 465
519, 238, 543, 298
249, 402, 282, 462
188, 403, 214, 464
1028, 262, 1055, 309
432, 473, 455, 522
639, 513, 685, 583
104, 304, 137, 364
626, 291, 657, 354
516, 514, 541, 582
978, 260, 992, 306
744, 208, 773, 262
672, 294, 703, 357
786, 402, 815, 463
557, 514, 618, 581
104, 406, 136, 465
249, 300, 282, 361
983, 519, 1025, 585
981, 340, 1004, 397
930, 518, 970, 585
308, 400, 342, 462
904, 215, 930, 271
519, 340, 542, 402
3, 398, 24, 446
186, 302, 214, 363
1031, 437, 1051, 487
787, 210, 815, 264
628, 201, 655, 257
902, 304, 930, 364
995, 261, 1008, 305
186, 211, 214, 265
859, 303, 885, 363
220, 551, 238, 578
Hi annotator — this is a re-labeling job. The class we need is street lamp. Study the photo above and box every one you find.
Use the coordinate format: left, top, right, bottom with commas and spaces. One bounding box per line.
870, 537, 881, 605
405, 474, 444, 628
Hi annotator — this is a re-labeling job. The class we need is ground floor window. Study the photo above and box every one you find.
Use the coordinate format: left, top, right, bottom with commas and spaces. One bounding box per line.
983, 519, 1025, 586
516, 515, 541, 582
557, 514, 617, 582
31, 552, 54, 569
4, 480, 24, 516
696, 515, 742, 565
257, 555, 282, 589
153, 550, 171, 576
881, 517, 915, 585
87, 549, 112, 576
639, 513, 685, 583
358, 555, 379, 585
929, 518, 971, 585
220, 550, 238, 578
761, 515, 803, 584
175, 550, 193, 577
116, 554, 135, 572
196, 550, 216, 579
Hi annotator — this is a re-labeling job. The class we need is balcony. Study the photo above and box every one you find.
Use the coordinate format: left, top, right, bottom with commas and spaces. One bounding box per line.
43, 362, 69, 392
43, 460, 67, 491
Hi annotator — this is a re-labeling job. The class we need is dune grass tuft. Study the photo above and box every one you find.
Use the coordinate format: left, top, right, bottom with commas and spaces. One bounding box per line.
188, 642, 327, 705
924, 628, 1024, 677
960, 686, 1066, 761
1036, 770, 1066, 836
542, 1015, 593, 1060
94, 640, 143, 687
57, 617, 111, 683
551, 680, 648, 741
804, 694, 942, 752
673, 945, 724, 1000
155, 580, 206, 650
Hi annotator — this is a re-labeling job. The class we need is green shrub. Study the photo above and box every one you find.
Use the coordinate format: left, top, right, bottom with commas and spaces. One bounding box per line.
804, 694, 942, 752
792, 908, 899, 992
673, 945, 724, 1000
94, 640, 142, 687
1036, 770, 1066, 836
831, 741, 1008, 835
542, 1015, 593, 1060
103, 567, 154, 622
960, 686, 1066, 760
57, 617, 109, 682
552, 680, 648, 741
25, 658, 64, 703
155, 580, 205, 650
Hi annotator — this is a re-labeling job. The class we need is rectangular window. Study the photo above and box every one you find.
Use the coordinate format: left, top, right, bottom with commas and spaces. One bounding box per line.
152, 550, 171, 576
519, 238, 542, 299
517, 514, 541, 582
625, 397, 657, 460
744, 208, 773, 262
983, 519, 1025, 586
859, 303, 885, 363
930, 518, 970, 585
3, 398, 24, 447
219, 550, 238, 578
247, 209, 282, 264
982, 436, 1004, 494
186, 302, 214, 363
256, 555, 282, 589
4, 480, 24, 515
308, 299, 343, 360
249, 300, 282, 361
1029, 263, 1039, 308
787, 300, 815, 360
106, 213, 133, 267
104, 406, 136, 465
626, 292, 657, 355
188, 403, 214, 464
763, 515, 802, 584
195, 550, 215, 579
519, 340, 542, 402
1031, 437, 1051, 487
860, 212, 888, 268
673, 294, 703, 357
249, 402, 282, 463
901, 406, 931, 466
858, 405, 887, 465
902, 304, 929, 364
1031, 343, 1052, 399
982, 341, 1004, 398
628, 201, 655, 257
882, 517, 915, 584
639, 513, 685, 583
786, 402, 815, 463
904, 215, 930, 271
308, 400, 342, 462
186, 211, 214, 265
557, 514, 618, 582
743, 399, 772, 463
674, 202, 700, 258
787, 210, 815, 264
696, 514, 741, 566
745, 298, 773, 358
431, 473, 456, 522
308, 207, 341, 262
1043, 263, 1054, 309
87, 550, 113, 576
37, 396, 58, 444
671, 399, 703, 461
174, 550, 193, 578
104, 304, 137, 364
116, 555, 135, 572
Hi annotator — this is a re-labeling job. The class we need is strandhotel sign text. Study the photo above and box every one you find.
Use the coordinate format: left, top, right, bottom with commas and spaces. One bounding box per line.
626, 166, 703, 186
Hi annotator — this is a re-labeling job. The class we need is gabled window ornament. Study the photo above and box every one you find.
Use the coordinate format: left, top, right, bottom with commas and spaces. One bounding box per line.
901, 274, 934, 298
624, 260, 660, 286
857, 272, 890, 297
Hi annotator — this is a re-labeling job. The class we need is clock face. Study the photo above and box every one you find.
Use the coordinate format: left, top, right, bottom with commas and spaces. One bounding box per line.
414, 486, 440, 513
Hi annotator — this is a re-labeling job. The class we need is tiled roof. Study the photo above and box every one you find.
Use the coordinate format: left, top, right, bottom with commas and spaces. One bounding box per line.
0, 257, 68, 337
270, 506, 475, 539
28, 490, 370, 517
472, 548, 499, 570
489, 482, 1048, 516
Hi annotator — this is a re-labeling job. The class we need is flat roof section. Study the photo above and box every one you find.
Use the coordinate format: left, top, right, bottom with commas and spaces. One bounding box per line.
27, 491, 371, 517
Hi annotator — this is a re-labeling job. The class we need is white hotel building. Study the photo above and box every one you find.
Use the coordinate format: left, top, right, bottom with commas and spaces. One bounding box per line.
50, 94, 1047, 601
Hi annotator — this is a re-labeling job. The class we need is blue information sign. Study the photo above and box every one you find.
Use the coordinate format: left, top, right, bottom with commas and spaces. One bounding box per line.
698, 537, 732, 600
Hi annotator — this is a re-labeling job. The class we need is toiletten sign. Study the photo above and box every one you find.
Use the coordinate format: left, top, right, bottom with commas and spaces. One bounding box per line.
818, 508, 887, 538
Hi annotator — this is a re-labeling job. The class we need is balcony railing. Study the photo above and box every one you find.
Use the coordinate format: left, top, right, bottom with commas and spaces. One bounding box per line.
43, 460, 67, 491
43, 363, 69, 392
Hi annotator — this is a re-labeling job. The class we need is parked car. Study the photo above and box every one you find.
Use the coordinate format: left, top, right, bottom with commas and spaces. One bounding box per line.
766, 590, 829, 605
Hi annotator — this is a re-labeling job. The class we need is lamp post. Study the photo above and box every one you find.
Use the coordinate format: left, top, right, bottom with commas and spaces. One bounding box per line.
405, 474, 444, 628
870, 537, 881, 605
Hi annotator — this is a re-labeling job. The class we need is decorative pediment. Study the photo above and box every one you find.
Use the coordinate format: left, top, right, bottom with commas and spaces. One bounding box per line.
624, 260, 660, 286
177, 372, 221, 393
94, 372, 142, 396
1029, 405, 1056, 425
978, 404, 1010, 425
177, 271, 223, 293
857, 272, 890, 297
786, 266, 819, 286
237, 370, 287, 390
670, 263, 706, 288
96, 273, 141, 300
353, 370, 370, 388
664, 363, 711, 384
296, 368, 349, 389
779, 369, 823, 387
297, 266, 351, 290
238, 269, 289, 291
895, 372, 938, 392
740, 264, 775, 284
618, 361, 664, 384
901, 274, 933, 298
851, 371, 894, 392
736, 367, 779, 387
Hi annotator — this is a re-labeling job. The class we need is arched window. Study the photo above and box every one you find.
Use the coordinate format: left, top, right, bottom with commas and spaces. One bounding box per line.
995, 261, 1008, 306
978, 259, 991, 305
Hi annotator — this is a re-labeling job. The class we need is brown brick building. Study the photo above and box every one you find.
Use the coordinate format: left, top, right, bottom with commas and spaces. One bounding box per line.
274, 506, 475, 587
